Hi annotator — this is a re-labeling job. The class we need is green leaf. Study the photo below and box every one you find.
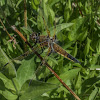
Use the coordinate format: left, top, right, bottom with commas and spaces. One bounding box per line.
48, 6, 55, 23
48, 56, 58, 65
57, 59, 64, 72
0, 73, 20, 91
84, 37, 91, 56
48, 0, 60, 7
89, 87, 99, 100
96, 39, 100, 54
34, 0, 40, 5
42, 0, 49, 22
31, 0, 37, 10
90, 54, 99, 65
89, 65, 100, 70
16, 0, 23, 7
0, 0, 5, 6
75, 73, 81, 90
0, 73, 20, 100
57, 32, 67, 42
68, 17, 86, 41
0, 47, 16, 78
17, 56, 36, 88
78, 30, 88, 42
0, 73, 11, 88
60, 68, 81, 82
19, 80, 58, 100
81, 77, 100, 94
72, 42, 77, 57
68, 0, 71, 10
2, 89, 18, 100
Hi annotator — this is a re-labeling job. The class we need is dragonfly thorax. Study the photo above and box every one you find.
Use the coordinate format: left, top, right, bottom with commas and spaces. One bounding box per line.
46, 35, 57, 52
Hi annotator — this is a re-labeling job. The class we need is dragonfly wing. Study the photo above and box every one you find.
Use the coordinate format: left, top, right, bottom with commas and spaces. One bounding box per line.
0, 45, 42, 73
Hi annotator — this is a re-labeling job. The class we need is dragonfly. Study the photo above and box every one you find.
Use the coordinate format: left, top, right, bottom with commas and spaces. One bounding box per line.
30, 32, 80, 63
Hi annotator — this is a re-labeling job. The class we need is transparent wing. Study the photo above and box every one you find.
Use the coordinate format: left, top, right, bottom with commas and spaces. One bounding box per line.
0, 45, 41, 72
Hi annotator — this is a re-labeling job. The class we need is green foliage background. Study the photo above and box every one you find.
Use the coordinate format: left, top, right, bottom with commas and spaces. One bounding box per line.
0, 0, 100, 100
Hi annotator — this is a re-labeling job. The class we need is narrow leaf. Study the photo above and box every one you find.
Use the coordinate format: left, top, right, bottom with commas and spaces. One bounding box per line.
84, 37, 91, 56
68, 17, 86, 41
89, 87, 99, 100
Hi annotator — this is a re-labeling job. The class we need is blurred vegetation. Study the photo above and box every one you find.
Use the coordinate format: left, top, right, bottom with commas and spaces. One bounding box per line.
0, 0, 100, 100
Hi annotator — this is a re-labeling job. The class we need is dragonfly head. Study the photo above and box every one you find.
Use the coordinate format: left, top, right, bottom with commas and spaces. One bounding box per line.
30, 32, 36, 40
30, 32, 40, 43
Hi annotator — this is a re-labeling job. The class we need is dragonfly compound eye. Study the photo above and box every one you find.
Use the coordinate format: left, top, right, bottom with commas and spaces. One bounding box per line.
30, 33, 37, 40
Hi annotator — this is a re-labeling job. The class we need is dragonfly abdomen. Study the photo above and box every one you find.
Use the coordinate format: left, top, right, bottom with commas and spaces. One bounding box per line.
53, 43, 80, 63
67, 53, 80, 64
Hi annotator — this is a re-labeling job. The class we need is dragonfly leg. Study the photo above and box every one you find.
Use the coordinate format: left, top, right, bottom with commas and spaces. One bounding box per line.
42, 16, 51, 37
40, 46, 52, 66
40, 47, 45, 54
39, 42, 46, 54
47, 47, 52, 56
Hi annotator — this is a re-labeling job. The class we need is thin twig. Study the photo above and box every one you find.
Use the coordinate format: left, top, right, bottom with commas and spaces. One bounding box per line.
0, 19, 17, 49
24, 0, 28, 51
24, 0, 27, 28
0, 18, 12, 39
